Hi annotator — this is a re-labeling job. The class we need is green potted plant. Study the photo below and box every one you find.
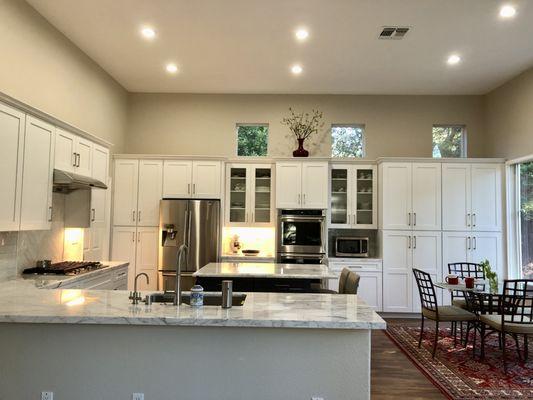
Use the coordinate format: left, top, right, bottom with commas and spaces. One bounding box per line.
479, 259, 498, 293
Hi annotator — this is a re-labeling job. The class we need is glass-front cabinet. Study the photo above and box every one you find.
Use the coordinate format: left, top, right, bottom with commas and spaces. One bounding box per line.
226, 163, 273, 226
330, 164, 377, 228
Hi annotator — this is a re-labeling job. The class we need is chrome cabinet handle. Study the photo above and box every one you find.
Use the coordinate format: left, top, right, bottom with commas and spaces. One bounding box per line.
91, 208, 96, 222
132, 210, 136, 222
137, 233, 140, 243
72, 152, 77, 167
132, 232, 135, 242
138, 211, 141, 222
467, 213, 471, 227
408, 236, 411, 249
48, 206, 53, 222
408, 213, 411, 226
188, 183, 191, 194
78, 153, 81, 167
298, 194, 301, 205
413, 213, 417, 226
472, 213, 476, 227
303, 193, 306, 205
193, 183, 196, 195
413, 236, 417, 249
467, 236, 471, 250
473, 236, 477, 250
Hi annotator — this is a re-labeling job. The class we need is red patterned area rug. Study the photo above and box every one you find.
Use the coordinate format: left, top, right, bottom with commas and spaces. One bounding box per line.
386, 323, 533, 399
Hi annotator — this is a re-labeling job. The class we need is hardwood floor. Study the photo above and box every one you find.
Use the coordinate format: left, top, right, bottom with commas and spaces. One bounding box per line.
371, 318, 446, 400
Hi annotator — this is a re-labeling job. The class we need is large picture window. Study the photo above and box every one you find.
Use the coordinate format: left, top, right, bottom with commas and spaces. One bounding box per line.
519, 161, 533, 279
331, 125, 365, 158
432, 125, 466, 158
237, 124, 268, 156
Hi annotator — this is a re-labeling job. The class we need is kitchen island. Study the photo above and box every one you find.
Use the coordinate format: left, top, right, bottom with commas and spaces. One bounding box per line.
193, 261, 337, 292
0, 278, 384, 400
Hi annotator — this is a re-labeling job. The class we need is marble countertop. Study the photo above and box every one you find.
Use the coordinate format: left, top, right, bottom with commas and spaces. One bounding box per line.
0, 281, 385, 329
17, 261, 129, 289
193, 262, 337, 279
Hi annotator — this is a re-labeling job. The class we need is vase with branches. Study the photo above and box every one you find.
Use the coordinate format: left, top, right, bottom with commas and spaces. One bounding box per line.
281, 107, 324, 157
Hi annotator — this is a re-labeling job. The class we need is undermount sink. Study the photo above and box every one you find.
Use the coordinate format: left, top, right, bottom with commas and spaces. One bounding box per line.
148, 292, 247, 307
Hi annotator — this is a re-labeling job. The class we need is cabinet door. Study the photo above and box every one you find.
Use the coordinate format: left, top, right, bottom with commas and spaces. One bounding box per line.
358, 272, 383, 311
275, 162, 302, 208
442, 164, 471, 231
301, 162, 328, 209
471, 164, 502, 232
91, 188, 106, 227
54, 128, 76, 173
92, 144, 109, 183
382, 230, 413, 312
412, 163, 441, 230
252, 166, 273, 225
137, 160, 163, 226
412, 231, 442, 312
163, 160, 192, 198
330, 166, 351, 227
442, 231, 471, 305
113, 159, 139, 226
354, 166, 377, 228
380, 163, 412, 230
192, 161, 221, 198
135, 227, 159, 290
75, 137, 93, 177
0, 103, 25, 231
471, 232, 503, 278
226, 165, 249, 225
20, 116, 55, 231
111, 226, 137, 290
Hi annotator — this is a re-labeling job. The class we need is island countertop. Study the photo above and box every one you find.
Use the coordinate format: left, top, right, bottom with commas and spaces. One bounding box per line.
193, 262, 337, 279
0, 280, 385, 330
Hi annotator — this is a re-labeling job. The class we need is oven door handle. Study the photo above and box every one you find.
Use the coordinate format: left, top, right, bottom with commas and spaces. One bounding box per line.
278, 253, 325, 258
280, 216, 325, 222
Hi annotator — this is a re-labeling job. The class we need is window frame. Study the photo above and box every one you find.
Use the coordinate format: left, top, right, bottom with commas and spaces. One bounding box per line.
330, 123, 366, 158
235, 123, 269, 157
432, 124, 467, 158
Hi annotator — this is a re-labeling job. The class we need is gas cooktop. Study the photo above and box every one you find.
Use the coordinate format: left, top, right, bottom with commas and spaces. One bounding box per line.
23, 261, 105, 276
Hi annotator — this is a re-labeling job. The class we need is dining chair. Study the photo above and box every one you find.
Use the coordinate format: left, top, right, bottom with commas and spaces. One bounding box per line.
478, 279, 533, 372
314, 267, 352, 294
341, 270, 360, 295
448, 262, 485, 309
413, 268, 477, 358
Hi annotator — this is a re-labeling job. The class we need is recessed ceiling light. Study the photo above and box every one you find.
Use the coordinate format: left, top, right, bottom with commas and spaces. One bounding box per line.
499, 4, 516, 18
141, 26, 156, 40
447, 54, 461, 65
295, 28, 309, 41
166, 63, 178, 74
291, 64, 303, 75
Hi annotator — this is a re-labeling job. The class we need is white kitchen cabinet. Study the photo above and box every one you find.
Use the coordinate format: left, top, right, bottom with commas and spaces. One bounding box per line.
275, 161, 328, 209
0, 102, 25, 231
380, 162, 441, 231
111, 226, 137, 289
442, 163, 502, 232
137, 160, 163, 226
162, 160, 221, 199
328, 259, 383, 311
226, 163, 274, 226
20, 116, 55, 231
382, 230, 442, 312
54, 128, 93, 177
92, 144, 109, 183
163, 160, 192, 198
113, 159, 139, 226
330, 164, 377, 228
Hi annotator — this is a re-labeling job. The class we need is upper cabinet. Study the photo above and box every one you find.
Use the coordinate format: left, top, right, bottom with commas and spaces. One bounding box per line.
380, 162, 441, 231
163, 160, 221, 199
92, 144, 109, 183
226, 163, 274, 226
330, 164, 377, 229
0, 103, 25, 231
442, 163, 502, 232
275, 161, 328, 209
54, 128, 93, 177
113, 159, 163, 227
20, 116, 55, 231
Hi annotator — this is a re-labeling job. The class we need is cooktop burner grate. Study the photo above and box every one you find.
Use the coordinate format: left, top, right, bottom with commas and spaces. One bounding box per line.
23, 261, 105, 275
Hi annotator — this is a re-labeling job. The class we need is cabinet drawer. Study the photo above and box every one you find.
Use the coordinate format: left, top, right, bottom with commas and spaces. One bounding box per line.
329, 260, 382, 272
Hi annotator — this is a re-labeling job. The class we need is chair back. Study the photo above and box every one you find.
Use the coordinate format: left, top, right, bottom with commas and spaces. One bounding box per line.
338, 268, 351, 294
342, 270, 360, 295
500, 279, 533, 325
448, 262, 485, 300
413, 269, 438, 314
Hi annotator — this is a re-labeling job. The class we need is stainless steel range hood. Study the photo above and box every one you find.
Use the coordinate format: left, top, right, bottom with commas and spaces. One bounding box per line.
53, 169, 107, 193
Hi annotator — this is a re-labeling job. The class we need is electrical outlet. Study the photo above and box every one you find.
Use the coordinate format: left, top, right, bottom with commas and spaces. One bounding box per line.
41, 392, 54, 400
132, 393, 144, 400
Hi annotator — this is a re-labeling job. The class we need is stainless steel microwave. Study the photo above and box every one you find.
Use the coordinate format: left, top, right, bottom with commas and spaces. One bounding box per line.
335, 237, 369, 258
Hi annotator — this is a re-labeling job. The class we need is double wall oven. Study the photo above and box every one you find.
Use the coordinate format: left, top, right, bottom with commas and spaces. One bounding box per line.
277, 209, 326, 264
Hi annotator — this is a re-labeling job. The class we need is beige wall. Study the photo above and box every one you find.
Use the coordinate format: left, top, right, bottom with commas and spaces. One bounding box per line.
485, 66, 533, 160
126, 93, 486, 158
0, 0, 128, 152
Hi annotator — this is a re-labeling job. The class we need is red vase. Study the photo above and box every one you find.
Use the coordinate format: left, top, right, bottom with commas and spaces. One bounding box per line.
293, 138, 309, 157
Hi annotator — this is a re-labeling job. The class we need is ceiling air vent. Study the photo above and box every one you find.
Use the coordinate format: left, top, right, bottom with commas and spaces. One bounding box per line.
379, 26, 410, 40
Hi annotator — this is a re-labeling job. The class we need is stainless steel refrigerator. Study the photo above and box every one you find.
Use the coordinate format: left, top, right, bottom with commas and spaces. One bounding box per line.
158, 199, 220, 291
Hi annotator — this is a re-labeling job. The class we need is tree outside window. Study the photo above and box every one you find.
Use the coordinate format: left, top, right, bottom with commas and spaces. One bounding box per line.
432, 125, 466, 158
331, 125, 365, 158
237, 124, 268, 156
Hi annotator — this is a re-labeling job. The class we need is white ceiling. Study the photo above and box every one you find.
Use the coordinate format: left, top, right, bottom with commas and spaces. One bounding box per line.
27, 0, 533, 95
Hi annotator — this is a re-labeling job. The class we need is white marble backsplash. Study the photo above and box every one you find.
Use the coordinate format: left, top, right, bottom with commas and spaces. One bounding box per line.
0, 193, 65, 281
